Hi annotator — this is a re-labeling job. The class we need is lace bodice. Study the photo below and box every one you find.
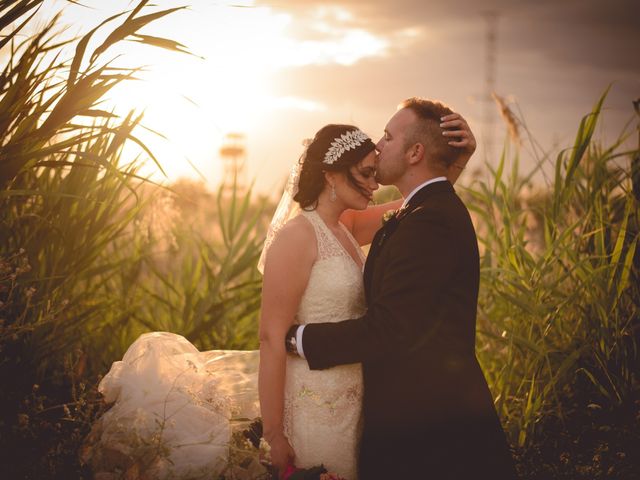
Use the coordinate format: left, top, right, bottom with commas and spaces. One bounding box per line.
284, 209, 366, 479
297, 209, 366, 324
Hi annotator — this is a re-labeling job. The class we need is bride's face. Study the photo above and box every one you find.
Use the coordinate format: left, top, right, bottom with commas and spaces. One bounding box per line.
334, 150, 379, 210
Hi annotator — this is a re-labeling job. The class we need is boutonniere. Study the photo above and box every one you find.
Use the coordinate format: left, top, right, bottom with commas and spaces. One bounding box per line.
382, 209, 396, 226
382, 206, 409, 227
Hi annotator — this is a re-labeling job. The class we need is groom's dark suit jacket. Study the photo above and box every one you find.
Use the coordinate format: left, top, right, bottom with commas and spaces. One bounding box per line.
302, 180, 517, 479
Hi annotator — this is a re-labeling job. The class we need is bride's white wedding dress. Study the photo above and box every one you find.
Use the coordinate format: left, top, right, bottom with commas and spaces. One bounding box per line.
283, 209, 366, 479
85, 209, 366, 479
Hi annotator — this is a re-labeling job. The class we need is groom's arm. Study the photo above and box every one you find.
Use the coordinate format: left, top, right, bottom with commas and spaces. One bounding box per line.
299, 208, 458, 370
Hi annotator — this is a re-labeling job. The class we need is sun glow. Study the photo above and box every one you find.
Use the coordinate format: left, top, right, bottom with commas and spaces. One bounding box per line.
56, 0, 392, 188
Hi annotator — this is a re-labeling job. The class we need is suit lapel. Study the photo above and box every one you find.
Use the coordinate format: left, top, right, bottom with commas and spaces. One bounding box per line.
363, 180, 453, 301
364, 228, 385, 301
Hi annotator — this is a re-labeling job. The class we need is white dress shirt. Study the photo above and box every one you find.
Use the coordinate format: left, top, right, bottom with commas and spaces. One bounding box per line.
400, 176, 447, 209
295, 176, 449, 358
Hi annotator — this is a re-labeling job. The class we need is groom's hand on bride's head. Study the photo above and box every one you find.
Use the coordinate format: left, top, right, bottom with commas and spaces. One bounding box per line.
440, 112, 476, 155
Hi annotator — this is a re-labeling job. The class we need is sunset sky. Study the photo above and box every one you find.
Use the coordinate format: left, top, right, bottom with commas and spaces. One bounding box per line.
43, 0, 639, 194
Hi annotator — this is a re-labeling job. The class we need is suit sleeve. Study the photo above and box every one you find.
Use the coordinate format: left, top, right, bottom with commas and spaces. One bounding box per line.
302, 208, 458, 370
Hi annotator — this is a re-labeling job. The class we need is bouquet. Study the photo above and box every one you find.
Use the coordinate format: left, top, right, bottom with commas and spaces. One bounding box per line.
239, 418, 346, 480
283, 463, 344, 480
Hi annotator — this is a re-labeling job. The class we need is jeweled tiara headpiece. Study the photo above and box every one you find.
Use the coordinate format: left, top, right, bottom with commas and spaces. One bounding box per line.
323, 129, 372, 165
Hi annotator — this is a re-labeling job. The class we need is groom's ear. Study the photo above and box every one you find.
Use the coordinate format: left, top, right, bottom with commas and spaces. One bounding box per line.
406, 142, 425, 165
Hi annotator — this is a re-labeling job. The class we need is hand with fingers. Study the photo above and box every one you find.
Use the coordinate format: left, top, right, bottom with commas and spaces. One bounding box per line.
440, 112, 476, 153
268, 432, 296, 479
440, 112, 476, 183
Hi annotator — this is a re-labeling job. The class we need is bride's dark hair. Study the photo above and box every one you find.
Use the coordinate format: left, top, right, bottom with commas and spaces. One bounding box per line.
294, 124, 376, 209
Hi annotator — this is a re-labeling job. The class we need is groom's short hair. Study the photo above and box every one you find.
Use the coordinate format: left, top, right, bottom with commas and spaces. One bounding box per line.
399, 97, 458, 168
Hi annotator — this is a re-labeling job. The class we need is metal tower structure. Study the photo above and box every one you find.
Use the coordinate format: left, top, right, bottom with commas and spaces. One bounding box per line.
482, 11, 499, 162
219, 132, 247, 193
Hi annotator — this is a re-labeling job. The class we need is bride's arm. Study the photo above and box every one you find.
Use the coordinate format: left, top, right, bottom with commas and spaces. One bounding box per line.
340, 199, 403, 246
340, 164, 463, 246
258, 218, 315, 473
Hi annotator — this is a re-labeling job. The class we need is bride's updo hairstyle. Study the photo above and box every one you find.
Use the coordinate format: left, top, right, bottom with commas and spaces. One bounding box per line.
294, 124, 376, 209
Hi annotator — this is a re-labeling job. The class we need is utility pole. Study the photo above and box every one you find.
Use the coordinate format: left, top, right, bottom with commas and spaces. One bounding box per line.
482, 11, 499, 163
219, 132, 247, 194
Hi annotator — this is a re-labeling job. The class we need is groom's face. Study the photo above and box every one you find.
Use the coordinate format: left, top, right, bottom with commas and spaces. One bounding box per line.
374, 108, 416, 186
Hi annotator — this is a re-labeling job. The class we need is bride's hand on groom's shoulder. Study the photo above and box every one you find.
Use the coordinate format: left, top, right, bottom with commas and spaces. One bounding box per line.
268, 432, 295, 478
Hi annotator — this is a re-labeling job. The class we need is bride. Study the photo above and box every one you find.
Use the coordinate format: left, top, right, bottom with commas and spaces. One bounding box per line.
258, 124, 385, 479
86, 118, 472, 480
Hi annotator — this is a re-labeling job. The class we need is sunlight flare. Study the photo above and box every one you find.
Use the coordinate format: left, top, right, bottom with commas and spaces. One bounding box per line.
52, 0, 391, 185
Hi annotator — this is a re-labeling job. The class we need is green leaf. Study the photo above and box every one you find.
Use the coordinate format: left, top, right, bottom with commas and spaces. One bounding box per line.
90, 4, 188, 63
68, 10, 128, 88
128, 34, 194, 56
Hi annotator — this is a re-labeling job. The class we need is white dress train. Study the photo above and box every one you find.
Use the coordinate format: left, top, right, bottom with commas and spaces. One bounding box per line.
83, 332, 264, 479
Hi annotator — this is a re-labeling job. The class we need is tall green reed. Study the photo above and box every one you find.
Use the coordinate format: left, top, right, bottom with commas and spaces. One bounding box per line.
1, 0, 193, 375
99, 178, 269, 358
0, 2, 270, 476
468, 90, 639, 447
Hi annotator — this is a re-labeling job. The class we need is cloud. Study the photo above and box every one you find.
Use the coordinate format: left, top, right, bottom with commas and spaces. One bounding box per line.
499, 0, 640, 74
255, 0, 640, 75
267, 96, 327, 111
283, 28, 389, 66
270, 4, 424, 66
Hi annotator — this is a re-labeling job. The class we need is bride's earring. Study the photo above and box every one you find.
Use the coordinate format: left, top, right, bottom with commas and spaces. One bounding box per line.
330, 184, 337, 202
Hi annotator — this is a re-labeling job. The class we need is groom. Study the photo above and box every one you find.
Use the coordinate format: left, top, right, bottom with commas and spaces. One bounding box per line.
285, 98, 517, 479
